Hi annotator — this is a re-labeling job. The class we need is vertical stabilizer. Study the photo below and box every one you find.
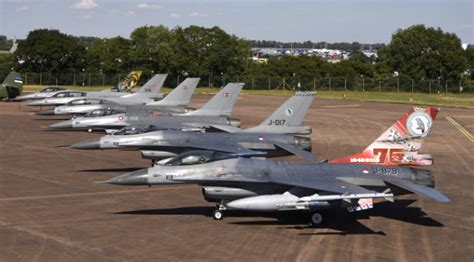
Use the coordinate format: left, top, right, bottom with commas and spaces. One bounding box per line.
135, 74, 167, 95
243, 92, 315, 134
330, 107, 439, 166
147, 78, 199, 106
185, 83, 244, 116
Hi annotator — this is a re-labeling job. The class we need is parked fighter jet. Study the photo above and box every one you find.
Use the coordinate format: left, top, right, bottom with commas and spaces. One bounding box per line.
0, 71, 23, 100
28, 71, 144, 106
35, 74, 169, 115
49, 83, 244, 133
103, 107, 449, 225
71, 92, 316, 162
18, 71, 141, 102
15, 87, 66, 101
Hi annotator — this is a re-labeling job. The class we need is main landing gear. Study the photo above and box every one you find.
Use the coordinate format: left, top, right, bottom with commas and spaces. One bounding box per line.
308, 212, 323, 226
213, 200, 226, 220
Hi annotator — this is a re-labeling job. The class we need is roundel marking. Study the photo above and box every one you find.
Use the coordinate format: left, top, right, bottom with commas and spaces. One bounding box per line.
406, 111, 432, 137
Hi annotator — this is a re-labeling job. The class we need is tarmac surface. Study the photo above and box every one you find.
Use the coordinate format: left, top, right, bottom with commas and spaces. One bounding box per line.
0, 94, 473, 261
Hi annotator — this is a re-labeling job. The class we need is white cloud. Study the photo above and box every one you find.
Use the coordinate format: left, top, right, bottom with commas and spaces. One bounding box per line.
126, 11, 136, 16
16, 5, 29, 11
71, 0, 98, 10
169, 13, 180, 18
136, 3, 163, 10
190, 12, 208, 17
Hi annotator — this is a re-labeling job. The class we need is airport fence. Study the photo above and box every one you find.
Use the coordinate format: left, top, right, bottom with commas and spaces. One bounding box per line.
8, 71, 474, 94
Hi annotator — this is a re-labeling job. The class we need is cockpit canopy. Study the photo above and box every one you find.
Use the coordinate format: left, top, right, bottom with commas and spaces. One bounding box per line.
165, 150, 234, 166
52, 91, 87, 98
84, 108, 118, 118
112, 126, 151, 136
66, 98, 106, 106
40, 87, 65, 92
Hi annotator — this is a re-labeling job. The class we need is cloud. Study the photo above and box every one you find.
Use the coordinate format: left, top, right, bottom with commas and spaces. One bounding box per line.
190, 12, 208, 17
126, 11, 136, 16
136, 3, 163, 10
169, 13, 180, 18
71, 0, 97, 10
16, 5, 29, 11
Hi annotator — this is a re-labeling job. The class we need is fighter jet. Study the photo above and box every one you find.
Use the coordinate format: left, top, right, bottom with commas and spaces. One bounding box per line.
19, 71, 141, 102
15, 87, 66, 101
49, 83, 244, 133
0, 71, 23, 100
71, 92, 316, 163
27, 71, 144, 106
103, 107, 449, 225
35, 74, 169, 115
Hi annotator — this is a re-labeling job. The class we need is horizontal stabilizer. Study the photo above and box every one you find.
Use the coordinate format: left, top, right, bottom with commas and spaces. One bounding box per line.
274, 142, 316, 161
384, 179, 450, 203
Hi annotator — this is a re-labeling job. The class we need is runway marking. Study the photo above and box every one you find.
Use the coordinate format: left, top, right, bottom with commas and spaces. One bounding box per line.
0, 186, 193, 202
446, 116, 474, 143
322, 104, 360, 109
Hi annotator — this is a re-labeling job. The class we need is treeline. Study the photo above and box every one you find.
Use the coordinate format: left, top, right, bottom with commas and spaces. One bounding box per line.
249, 40, 385, 51
1, 24, 473, 84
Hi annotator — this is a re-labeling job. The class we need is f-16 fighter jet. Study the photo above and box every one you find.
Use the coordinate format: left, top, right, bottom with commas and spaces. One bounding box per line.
103, 107, 448, 225
19, 71, 141, 102
15, 87, 66, 101
35, 74, 170, 115
49, 83, 244, 133
71, 92, 316, 162
27, 71, 145, 106
0, 71, 23, 100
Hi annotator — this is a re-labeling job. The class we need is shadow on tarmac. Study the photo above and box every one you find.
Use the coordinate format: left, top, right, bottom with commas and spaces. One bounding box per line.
114, 200, 444, 235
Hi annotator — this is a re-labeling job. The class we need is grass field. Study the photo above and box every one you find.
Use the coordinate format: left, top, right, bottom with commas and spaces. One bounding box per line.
23, 85, 474, 109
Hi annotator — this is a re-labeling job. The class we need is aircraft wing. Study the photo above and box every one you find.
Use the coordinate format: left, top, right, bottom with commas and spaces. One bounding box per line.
119, 138, 267, 156
272, 176, 374, 195
384, 179, 450, 203
208, 125, 242, 133
274, 142, 317, 161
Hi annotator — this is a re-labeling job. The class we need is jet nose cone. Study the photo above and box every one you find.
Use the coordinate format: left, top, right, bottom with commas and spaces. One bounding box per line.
71, 138, 101, 149
36, 108, 56, 116
28, 100, 44, 106
15, 94, 33, 101
104, 169, 148, 186
48, 120, 73, 129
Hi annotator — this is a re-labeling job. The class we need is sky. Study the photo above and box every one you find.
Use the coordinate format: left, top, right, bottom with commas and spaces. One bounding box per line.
1, 0, 473, 43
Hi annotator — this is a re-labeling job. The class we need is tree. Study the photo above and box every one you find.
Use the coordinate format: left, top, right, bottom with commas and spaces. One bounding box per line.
173, 26, 250, 77
14, 29, 86, 73
129, 25, 175, 74
86, 36, 131, 73
378, 25, 467, 80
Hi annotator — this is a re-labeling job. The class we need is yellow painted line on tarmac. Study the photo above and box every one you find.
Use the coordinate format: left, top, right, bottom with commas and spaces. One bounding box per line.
322, 104, 361, 109
446, 116, 474, 143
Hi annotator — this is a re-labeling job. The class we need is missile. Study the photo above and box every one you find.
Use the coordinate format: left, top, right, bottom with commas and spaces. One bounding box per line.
299, 191, 394, 202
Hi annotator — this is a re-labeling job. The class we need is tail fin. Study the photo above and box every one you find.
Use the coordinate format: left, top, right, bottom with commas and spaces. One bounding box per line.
243, 92, 315, 134
147, 77, 199, 106
330, 107, 439, 166
185, 83, 244, 116
9, 37, 18, 53
116, 71, 142, 92
135, 74, 167, 95
2, 72, 23, 98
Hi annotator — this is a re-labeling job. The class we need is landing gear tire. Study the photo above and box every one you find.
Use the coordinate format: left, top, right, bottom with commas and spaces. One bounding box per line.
213, 210, 223, 220
310, 213, 323, 226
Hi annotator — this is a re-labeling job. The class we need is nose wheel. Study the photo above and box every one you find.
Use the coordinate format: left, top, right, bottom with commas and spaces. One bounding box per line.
213, 210, 223, 220
213, 200, 226, 220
